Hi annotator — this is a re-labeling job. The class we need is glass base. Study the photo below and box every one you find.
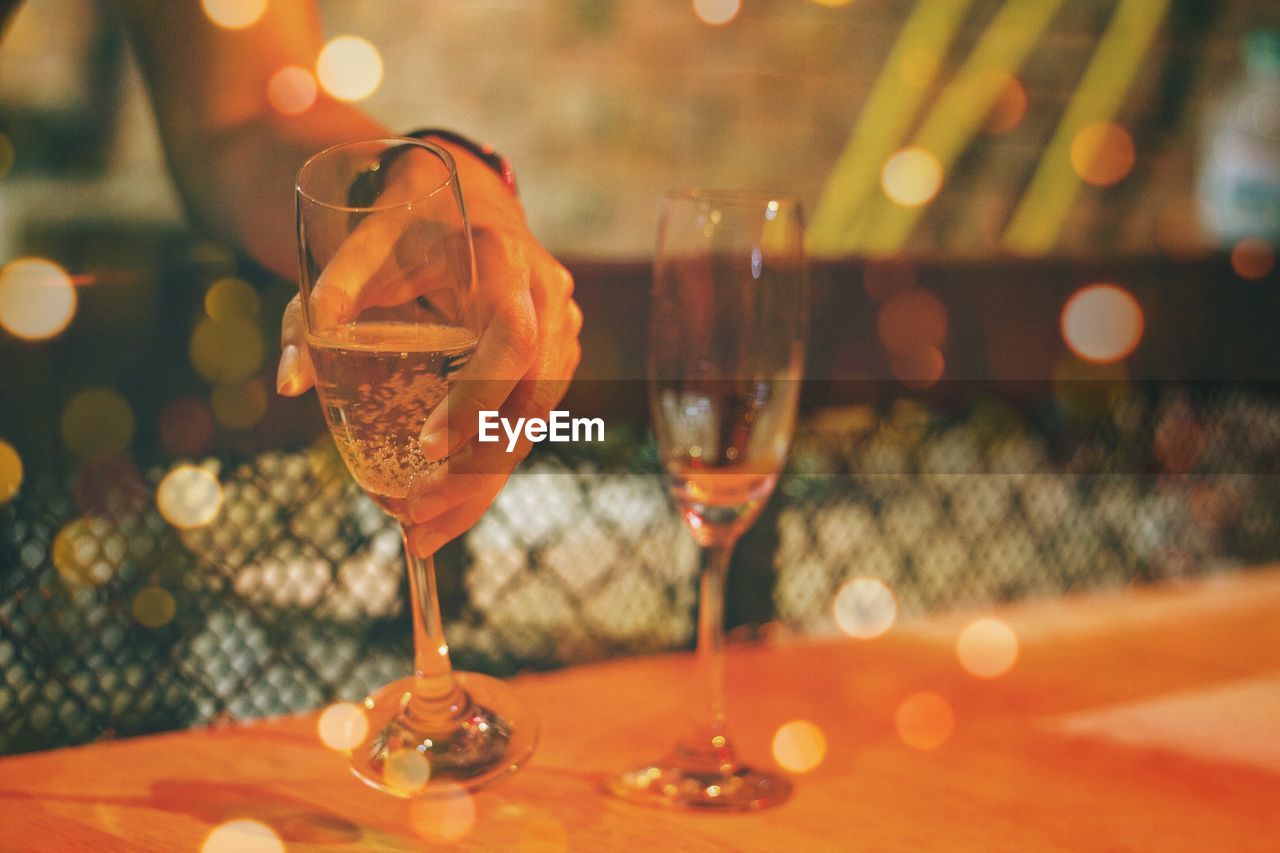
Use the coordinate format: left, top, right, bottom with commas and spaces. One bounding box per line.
606, 763, 792, 811
350, 672, 537, 796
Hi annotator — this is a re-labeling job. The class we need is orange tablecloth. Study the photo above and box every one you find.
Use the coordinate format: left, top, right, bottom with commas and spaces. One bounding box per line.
2, 569, 1278, 851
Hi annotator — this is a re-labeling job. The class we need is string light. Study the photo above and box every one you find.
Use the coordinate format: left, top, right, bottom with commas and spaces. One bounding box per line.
52, 517, 123, 589
267, 65, 318, 116
895, 692, 954, 750
983, 73, 1027, 135
0, 257, 76, 341
1060, 284, 1143, 364
202, 820, 283, 853
317, 36, 383, 103
955, 618, 1018, 678
1230, 238, 1275, 281
200, 0, 267, 31
61, 389, 134, 459
877, 288, 947, 355
408, 785, 477, 843
0, 439, 21, 503
832, 577, 896, 638
692, 0, 741, 27
203, 277, 260, 322
881, 147, 943, 207
157, 464, 224, 529
1070, 122, 1135, 187
211, 380, 268, 430
382, 748, 431, 794
132, 587, 177, 629
317, 702, 369, 751
771, 720, 827, 773
190, 316, 264, 384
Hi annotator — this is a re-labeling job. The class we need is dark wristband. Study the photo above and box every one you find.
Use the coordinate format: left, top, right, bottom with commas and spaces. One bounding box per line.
404, 129, 518, 197
346, 130, 518, 209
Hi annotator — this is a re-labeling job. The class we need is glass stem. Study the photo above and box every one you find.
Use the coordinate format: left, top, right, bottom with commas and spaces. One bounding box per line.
401, 527, 467, 729
673, 539, 738, 775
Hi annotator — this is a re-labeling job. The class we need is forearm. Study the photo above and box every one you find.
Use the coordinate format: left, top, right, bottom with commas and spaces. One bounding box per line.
168, 100, 386, 278
113, 0, 385, 278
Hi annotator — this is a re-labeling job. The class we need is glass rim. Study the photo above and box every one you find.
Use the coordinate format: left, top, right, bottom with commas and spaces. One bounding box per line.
664, 187, 800, 207
296, 137, 459, 213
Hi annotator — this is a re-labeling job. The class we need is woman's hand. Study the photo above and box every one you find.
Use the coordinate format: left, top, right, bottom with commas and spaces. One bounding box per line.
277, 141, 582, 555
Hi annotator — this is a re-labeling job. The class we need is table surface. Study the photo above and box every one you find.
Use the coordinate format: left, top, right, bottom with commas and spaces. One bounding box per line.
1, 569, 1278, 852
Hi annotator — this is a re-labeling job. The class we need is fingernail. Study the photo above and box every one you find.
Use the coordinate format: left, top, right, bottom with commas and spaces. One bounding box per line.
420, 427, 449, 461
410, 493, 450, 524
276, 345, 300, 395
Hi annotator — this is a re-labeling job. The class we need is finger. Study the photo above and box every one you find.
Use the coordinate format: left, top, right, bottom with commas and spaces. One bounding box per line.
277, 295, 316, 395
308, 209, 410, 329
419, 236, 537, 460
408, 477, 507, 557
407, 370, 572, 524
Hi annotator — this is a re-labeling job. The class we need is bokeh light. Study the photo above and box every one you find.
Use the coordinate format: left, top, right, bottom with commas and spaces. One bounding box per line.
832, 577, 896, 638
955, 618, 1018, 678
202, 819, 284, 853
0, 257, 77, 341
1070, 122, 1135, 187
898, 49, 939, 90
190, 316, 265, 384
382, 748, 430, 794
0, 439, 21, 503
692, 0, 741, 27
983, 73, 1027, 135
204, 277, 260, 322
52, 516, 123, 588
73, 456, 146, 519
881, 147, 943, 208
877, 288, 947, 355
862, 256, 915, 302
61, 388, 135, 459
317, 702, 369, 751
200, 0, 267, 31
1060, 283, 1144, 364
133, 587, 177, 629
159, 396, 216, 457
895, 692, 954, 750
157, 464, 224, 529
891, 346, 945, 389
316, 36, 384, 103
408, 784, 477, 844
1230, 238, 1275, 281
771, 720, 827, 773
212, 380, 268, 430
267, 65, 318, 116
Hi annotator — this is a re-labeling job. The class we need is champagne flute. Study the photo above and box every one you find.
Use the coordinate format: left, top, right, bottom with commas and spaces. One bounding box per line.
296, 138, 536, 794
608, 190, 808, 810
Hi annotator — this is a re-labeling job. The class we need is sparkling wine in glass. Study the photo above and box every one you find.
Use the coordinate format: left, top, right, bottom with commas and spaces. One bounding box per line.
607, 190, 808, 810
296, 138, 536, 795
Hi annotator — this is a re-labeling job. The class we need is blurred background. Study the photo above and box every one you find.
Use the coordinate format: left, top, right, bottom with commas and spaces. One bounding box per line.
1, 0, 1278, 755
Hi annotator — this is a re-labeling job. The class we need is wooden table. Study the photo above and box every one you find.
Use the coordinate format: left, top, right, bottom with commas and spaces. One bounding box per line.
2, 569, 1278, 851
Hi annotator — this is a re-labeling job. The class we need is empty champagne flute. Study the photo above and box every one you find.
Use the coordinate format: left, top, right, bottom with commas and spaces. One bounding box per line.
607, 190, 808, 810
296, 138, 536, 794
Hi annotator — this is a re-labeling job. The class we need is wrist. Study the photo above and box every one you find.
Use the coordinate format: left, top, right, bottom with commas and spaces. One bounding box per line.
404, 129, 518, 197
